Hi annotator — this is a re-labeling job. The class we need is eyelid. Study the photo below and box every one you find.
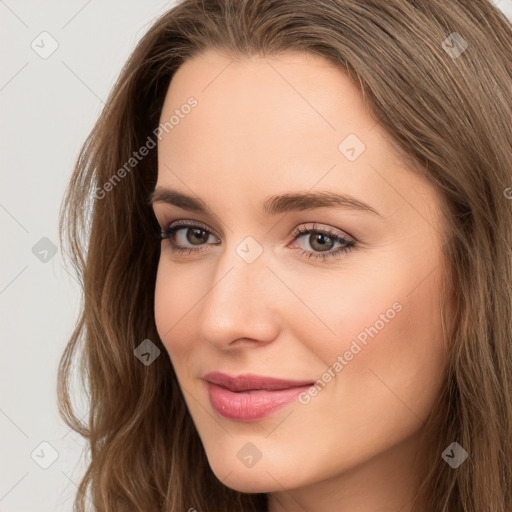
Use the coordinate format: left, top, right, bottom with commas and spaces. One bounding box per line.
290, 222, 354, 242
161, 219, 353, 242
161, 218, 221, 240
152, 206, 224, 236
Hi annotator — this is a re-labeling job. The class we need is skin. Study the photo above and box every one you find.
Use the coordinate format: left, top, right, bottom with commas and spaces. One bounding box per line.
152, 49, 451, 512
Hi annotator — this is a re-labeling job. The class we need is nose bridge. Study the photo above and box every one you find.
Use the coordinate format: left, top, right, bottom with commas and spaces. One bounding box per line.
197, 236, 278, 346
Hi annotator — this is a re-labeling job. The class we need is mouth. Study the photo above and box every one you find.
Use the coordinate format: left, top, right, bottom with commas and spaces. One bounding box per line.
202, 371, 315, 422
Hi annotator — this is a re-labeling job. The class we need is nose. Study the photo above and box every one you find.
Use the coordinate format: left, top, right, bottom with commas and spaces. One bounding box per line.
196, 241, 280, 350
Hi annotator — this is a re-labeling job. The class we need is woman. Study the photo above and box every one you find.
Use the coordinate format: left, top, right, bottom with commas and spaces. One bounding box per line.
57, 1, 512, 510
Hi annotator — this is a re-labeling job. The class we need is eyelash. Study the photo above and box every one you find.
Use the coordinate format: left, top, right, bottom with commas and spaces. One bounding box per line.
157, 220, 356, 261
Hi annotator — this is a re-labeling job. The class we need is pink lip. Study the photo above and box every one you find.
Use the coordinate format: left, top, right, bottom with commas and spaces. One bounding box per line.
203, 372, 314, 422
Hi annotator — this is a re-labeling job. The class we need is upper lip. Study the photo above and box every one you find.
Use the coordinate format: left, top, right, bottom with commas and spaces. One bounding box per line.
203, 371, 314, 392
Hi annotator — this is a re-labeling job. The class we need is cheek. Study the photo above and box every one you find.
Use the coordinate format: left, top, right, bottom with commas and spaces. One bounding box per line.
279, 265, 448, 479
282, 234, 447, 404
306, 263, 448, 423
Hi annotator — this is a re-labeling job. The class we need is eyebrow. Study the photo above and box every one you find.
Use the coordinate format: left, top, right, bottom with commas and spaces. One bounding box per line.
147, 187, 381, 217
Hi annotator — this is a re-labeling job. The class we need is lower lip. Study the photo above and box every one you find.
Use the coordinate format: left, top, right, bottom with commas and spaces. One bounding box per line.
206, 382, 312, 422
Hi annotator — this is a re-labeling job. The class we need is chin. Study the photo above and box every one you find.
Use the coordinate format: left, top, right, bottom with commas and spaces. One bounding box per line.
217, 472, 282, 493
208, 457, 295, 493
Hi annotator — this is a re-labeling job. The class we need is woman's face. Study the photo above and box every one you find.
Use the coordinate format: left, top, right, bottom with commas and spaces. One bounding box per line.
152, 49, 449, 509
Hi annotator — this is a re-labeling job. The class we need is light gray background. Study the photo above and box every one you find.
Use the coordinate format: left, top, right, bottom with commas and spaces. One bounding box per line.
1, 1, 511, 511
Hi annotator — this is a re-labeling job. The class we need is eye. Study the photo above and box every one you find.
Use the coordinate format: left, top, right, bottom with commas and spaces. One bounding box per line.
159, 220, 220, 255
157, 220, 355, 261
289, 223, 355, 261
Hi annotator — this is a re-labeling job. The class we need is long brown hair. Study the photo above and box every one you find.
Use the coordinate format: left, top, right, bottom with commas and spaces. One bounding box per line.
57, 1, 512, 510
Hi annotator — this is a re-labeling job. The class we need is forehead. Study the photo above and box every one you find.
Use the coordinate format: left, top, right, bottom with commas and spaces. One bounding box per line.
155, 49, 441, 231
159, 49, 372, 161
